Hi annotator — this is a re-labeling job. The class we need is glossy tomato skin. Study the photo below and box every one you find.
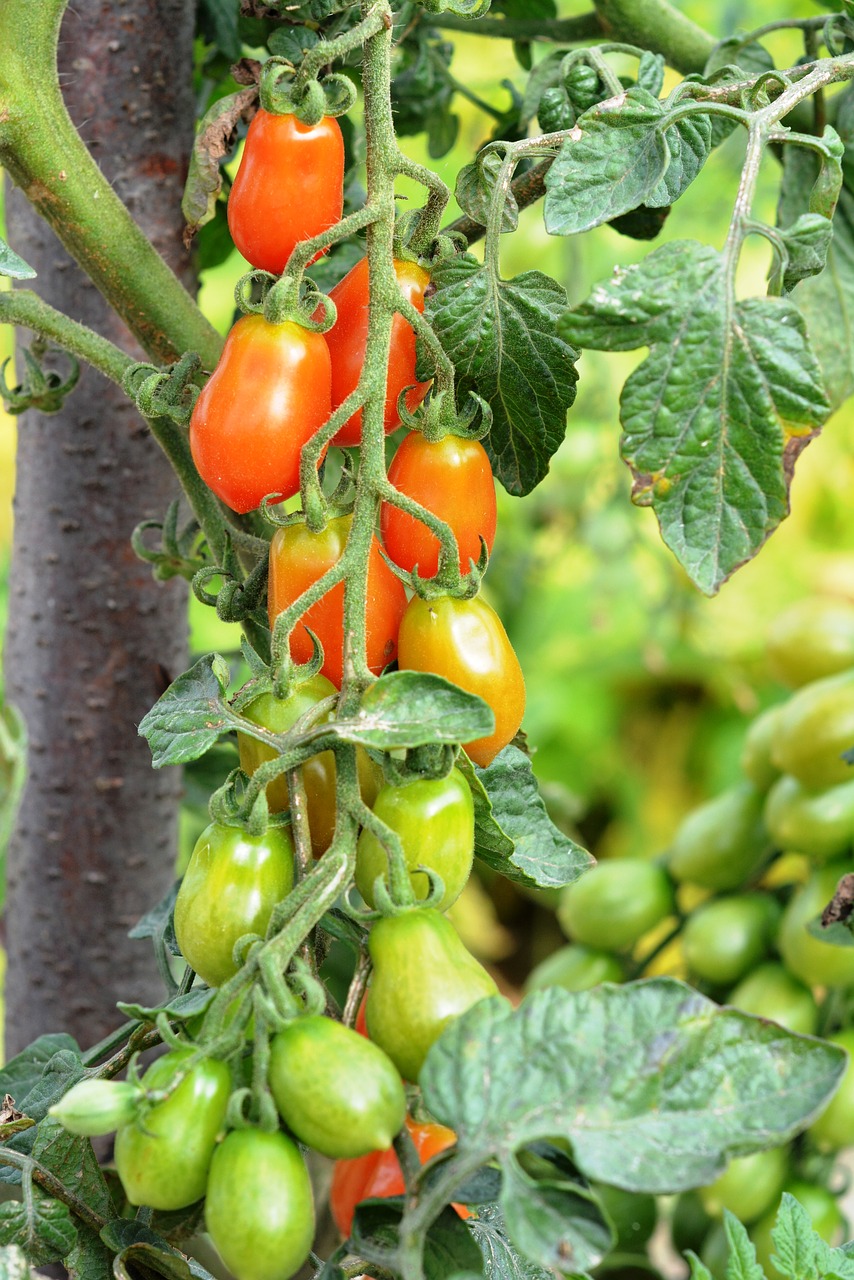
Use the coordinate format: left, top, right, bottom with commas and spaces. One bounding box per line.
397, 595, 525, 768
189, 315, 331, 514
268, 515, 407, 689
764, 773, 854, 863
699, 1148, 788, 1224
114, 1050, 230, 1210
667, 782, 769, 890
557, 859, 674, 954
778, 861, 854, 988
269, 1016, 405, 1159
205, 1128, 315, 1280
681, 894, 779, 987
355, 768, 474, 911
523, 944, 625, 994
366, 908, 499, 1082
174, 821, 294, 987
382, 432, 497, 577
727, 962, 818, 1036
323, 258, 432, 446
227, 110, 344, 274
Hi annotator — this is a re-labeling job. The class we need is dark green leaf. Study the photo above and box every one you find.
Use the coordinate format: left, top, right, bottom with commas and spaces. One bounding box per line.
117, 987, 215, 1024
519, 52, 566, 130
0, 1199, 76, 1267
350, 1199, 484, 1278
0, 1040, 84, 1184
31, 1118, 115, 1222
0, 240, 36, 281
636, 53, 665, 97
544, 88, 670, 235
560, 240, 830, 594
647, 115, 711, 208
102, 1221, 215, 1280
0, 1036, 81, 1108
772, 215, 835, 294
139, 654, 232, 767
501, 1161, 612, 1274
128, 881, 182, 956
337, 672, 493, 750
65, 1231, 113, 1280
195, 208, 238, 272
267, 26, 320, 62
425, 254, 578, 495
722, 1211, 763, 1280
427, 108, 460, 160
198, 0, 241, 60
468, 1205, 554, 1280
455, 152, 518, 232
493, 0, 556, 17
704, 40, 775, 78
182, 89, 256, 235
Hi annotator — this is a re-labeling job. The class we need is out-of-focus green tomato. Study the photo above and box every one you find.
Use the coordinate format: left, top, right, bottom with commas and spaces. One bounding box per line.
778, 862, 854, 988
749, 1181, 844, 1273
667, 783, 768, 890
681, 894, 780, 987
807, 1029, 854, 1150
727, 962, 819, 1036
594, 1184, 657, 1251
740, 706, 784, 793
670, 1190, 714, 1255
557, 859, 674, 954
524, 945, 624, 994
699, 1147, 788, 1224
764, 773, 854, 863
771, 670, 854, 789
767, 598, 854, 688
699, 1220, 729, 1280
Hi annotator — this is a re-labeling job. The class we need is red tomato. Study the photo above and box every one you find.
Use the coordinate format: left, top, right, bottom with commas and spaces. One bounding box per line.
397, 594, 525, 767
227, 110, 344, 274
267, 515, 407, 688
323, 258, 432, 446
382, 432, 497, 577
330, 1117, 471, 1237
189, 315, 331, 514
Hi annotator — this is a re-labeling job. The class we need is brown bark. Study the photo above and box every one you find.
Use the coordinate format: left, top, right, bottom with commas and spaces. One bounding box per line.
3, 0, 197, 1056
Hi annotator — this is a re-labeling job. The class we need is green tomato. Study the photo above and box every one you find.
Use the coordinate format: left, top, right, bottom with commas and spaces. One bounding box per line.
557, 859, 674, 953
670, 1191, 714, 1255
727, 962, 818, 1036
366, 908, 499, 1082
767, 598, 854, 689
114, 1050, 230, 1209
807, 1029, 854, 1150
49, 1079, 142, 1137
524, 944, 625, 994
682, 894, 780, 987
699, 1147, 788, 1224
667, 782, 768, 890
594, 1184, 657, 1251
268, 1015, 405, 1159
771, 669, 854, 789
205, 1128, 315, 1280
699, 1220, 729, 1280
764, 773, 854, 863
777, 861, 854, 988
741, 705, 784, 793
174, 821, 295, 987
749, 1181, 844, 1273
355, 768, 474, 912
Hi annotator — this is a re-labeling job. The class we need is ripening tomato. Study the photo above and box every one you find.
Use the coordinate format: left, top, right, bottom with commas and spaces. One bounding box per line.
397, 594, 525, 767
322, 258, 432, 446
227, 109, 344, 274
267, 515, 407, 688
381, 432, 497, 577
557, 859, 674, 954
189, 315, 331, 514
330, 1116, 470, 1238
740, 705, 784, 793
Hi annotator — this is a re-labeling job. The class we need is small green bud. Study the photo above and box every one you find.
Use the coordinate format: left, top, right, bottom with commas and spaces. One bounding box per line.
49, 1079, 142, 1137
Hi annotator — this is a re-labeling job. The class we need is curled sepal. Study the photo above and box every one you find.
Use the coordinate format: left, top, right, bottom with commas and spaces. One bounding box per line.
412, 864, 448, 913
0, 345, 79, 415
413, 388, 493, 444
381, 534, 488, 603
123, 352, 202, 424
131, 501, 207, 583
49, 1078, 143, 1137
234, 269, 279, 316
271, 627, 327, 701
265, 274, 337, 333
260, 60, 329, 126
287, 956, 327, 1017
320, 73, 358, 118
417, 0, 492, 15
192, 550, 269, 624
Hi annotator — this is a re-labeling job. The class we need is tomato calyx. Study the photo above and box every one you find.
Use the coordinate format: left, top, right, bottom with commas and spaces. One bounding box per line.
259, 57, 358, 125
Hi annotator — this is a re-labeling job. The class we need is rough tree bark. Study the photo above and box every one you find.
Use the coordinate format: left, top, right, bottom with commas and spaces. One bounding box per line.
3, 0, 197, 1055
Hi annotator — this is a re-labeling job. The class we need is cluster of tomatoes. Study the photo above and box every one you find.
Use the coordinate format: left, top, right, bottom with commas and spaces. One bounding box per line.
527, 596, 854, 1276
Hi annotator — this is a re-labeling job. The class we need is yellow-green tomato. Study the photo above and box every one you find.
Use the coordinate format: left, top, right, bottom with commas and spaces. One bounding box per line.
557, 859, 674, 953
524, 944, 624, 994
727, 962, 819, 1036
355, 769, 474, 912
807, 1029, 854, 1150
749, 1181, 844, 1273
699, 1147, 788, 1224
269, 1016, 406, 1159
767, 598, 854, 688
771, 669, 854, 789
667, 782, 768, 890
764, 773, 854, 863
740, 705, 784, 793
174, 821, 294, 987
205, 1129, 315, 1280
114, 1050, 230, 1209
681, 894, 779, 987
777, 862, 854, 988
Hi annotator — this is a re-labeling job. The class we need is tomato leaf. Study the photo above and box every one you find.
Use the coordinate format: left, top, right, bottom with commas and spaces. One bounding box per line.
350, 1199, 484, 1279
721, 1211, 763, 1280
31, 1119, 115, 1222
117, 988, 215, 1024
0, 1245, 34, 1280
0, 239, 36, 281
463, 747, 592, 890
102, 1221, 215, 1280
560, 240, 831, 595
646, 115, 712, 209
424, 254, 579, 495
0, 1198, 76, 1268
338, 673, 494, 750
129, 880, 183, 957
770, 1193, 854, 1280
181, 87, 257, 237
139, 655, 232, 767
0, 1036, 81, 1112
455, 151, 519, 233
467, 1204, 555, 1280
500, 1163, 612, 1274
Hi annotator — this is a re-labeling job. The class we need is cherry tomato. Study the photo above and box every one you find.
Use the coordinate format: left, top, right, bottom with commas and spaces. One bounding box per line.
727, 962, 819, 1036
681, 893, 779, 987
397, 594, 525, 767
764, 773, 854, 863
699, 1147, 788, 1224
205, 1128, 315, 1280
557, 859, 674, 954
807, 1029, 854, 1150
355, 768, 474, 911
114, 1050, 230, 1210
227, 109, 344, 275
322, 258, 432, 446
366, 908, 499, 1082
749, 1181, 844, 1272
174, 821, 294, 987
381, 432, 497, 577
667, 782, 769, 890
777, 861, 854, 988
330, 1116, 469, 1237
269, 1015, 405, 1159
189, 315, 331, 514
267, 515, 407, 689
740, 705, 784, 793
767, 598, 854, 689
524, 944, 625, 994
771, 669, 854, 789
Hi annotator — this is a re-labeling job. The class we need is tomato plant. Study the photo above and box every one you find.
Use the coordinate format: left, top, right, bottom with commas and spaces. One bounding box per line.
557, 858, 674, 953
807, 1029, 854, 1150
681, 894, 780, 987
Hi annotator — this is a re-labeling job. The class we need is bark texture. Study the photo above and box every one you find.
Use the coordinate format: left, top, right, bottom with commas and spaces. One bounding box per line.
4, 0, 196, 1055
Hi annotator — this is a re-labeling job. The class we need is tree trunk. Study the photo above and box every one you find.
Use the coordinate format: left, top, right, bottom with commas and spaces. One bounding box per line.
4, 0, 197, 1056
